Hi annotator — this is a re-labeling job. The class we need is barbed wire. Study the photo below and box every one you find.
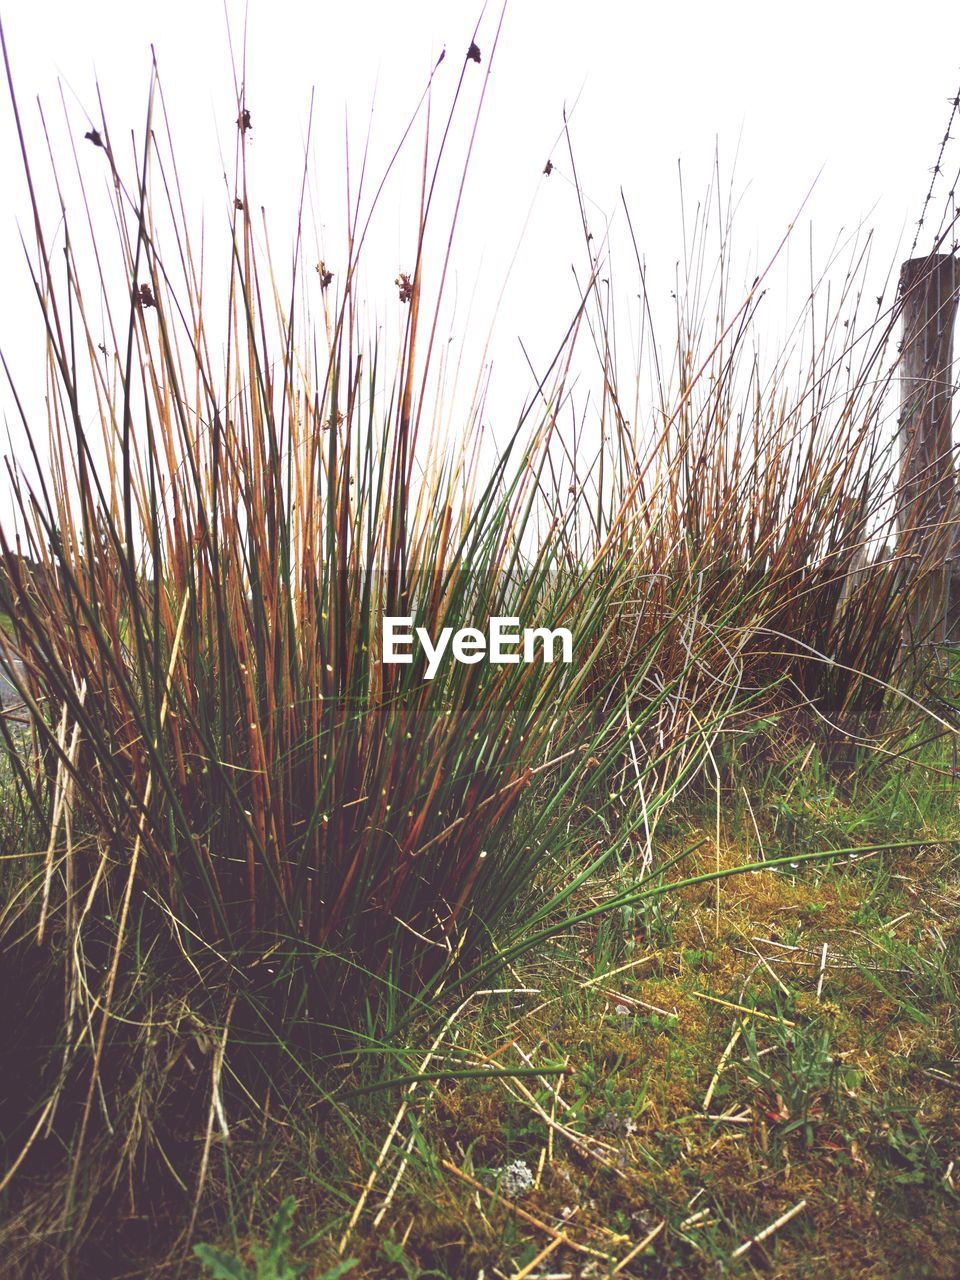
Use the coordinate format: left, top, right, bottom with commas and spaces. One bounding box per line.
909, 83, 960, 259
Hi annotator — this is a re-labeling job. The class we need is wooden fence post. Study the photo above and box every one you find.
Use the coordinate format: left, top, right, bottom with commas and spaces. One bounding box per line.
898, 253, 960, 648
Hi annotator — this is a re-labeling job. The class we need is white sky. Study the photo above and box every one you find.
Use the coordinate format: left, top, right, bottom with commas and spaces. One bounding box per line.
1, 1, 959, 503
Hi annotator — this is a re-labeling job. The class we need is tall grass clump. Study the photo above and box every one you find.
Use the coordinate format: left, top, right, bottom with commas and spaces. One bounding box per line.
0, 29, 735, 1218
565, 173, 960, 761
0, 52, 676, 1019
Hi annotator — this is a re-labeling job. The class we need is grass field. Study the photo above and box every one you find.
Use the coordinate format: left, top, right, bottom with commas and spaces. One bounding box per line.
4, 739, 957, 1277
1, 27, 959, 1280
184, 749, 960, 1280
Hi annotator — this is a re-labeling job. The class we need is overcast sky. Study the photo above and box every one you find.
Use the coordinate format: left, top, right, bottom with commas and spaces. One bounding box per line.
1, 1, 959, 483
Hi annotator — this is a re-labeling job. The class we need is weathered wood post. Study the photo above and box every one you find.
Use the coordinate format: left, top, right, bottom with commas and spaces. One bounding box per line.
897, 253, 960, 649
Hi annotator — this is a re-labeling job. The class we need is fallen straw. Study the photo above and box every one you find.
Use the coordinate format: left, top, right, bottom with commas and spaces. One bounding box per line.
730, 1197, 807, 1259
816, 943, 829, 1000
690, 990, 796, 1026
440, 1159, 609, 1261
702, 1025, 742, 1112
509, 1233, 565, 1280
612, 1220, 665, 1274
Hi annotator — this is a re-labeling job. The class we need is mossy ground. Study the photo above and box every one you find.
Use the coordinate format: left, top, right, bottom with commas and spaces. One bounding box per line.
170, 751, 960, 1280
